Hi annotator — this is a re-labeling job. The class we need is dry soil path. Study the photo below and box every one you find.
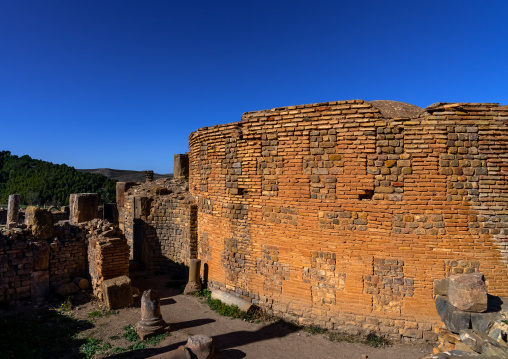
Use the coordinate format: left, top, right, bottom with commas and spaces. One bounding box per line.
70, 275, 434, 359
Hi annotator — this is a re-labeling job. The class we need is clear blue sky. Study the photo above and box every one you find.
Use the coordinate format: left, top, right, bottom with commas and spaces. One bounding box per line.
1, 1, 507, 174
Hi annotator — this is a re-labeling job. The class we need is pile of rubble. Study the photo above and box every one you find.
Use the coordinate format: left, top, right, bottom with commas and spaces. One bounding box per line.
424, 272, 508, 358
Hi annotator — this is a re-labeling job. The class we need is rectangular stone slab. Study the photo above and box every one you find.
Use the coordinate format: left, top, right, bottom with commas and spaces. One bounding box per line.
102, 275, 133, 310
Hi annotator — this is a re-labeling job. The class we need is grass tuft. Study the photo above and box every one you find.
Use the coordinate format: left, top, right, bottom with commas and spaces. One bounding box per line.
194, 289, 273, 323
364, 332, 391, 347
79, 338, 111, 359
122, 324, 171, 351
304, 325, 328, 335
122, 324, 139, 342
59, 296, 73, 312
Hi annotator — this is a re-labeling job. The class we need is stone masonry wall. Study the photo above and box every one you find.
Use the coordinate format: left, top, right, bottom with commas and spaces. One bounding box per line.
117, 178, 196, 272
188, 100, 508, 343
0, 221, 87, 304
87, 219, 130, 300
0, 217, 127, 305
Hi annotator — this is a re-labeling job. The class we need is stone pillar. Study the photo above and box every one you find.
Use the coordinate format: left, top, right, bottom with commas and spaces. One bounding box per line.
142, 170, 154, 183
25, 206, 55, 240
136, 289, 167, 340
184, 259, 201, 295
69, 193, 98, 224
174, 154, 189, 179
116, 182, 136, 207
7, 194, 20, 228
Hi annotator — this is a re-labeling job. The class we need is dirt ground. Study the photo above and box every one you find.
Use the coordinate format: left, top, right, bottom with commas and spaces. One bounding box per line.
3, 275, 434, 359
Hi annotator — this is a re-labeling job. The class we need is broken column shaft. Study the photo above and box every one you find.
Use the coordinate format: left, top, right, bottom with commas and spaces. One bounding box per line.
184, 259, 201, 295
7, 194, 20, 228
142, 170, 154, 183
136, 289, 167, 340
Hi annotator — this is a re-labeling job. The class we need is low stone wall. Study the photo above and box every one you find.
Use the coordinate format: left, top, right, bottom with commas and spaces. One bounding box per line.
0, 215, 128, 305
0, 223, 87, 304
49, 222, 87, 288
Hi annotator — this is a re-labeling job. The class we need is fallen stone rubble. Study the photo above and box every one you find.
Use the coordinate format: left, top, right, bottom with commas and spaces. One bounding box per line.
422, 272, 508, 358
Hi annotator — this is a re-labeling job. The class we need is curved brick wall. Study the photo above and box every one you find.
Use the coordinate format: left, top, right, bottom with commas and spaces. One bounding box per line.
189, 100, 508, 341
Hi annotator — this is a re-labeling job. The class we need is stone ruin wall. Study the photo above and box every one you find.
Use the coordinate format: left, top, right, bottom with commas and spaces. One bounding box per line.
117, 179, 197, 272
87, 221, 130, 300
0, 214, 129, 305
0, 222, 87, 304
188, 100, 508, 342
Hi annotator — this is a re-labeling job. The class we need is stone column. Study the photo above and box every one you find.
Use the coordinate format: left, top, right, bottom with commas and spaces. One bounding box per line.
69, 193, 98, 224
142, 171, 154, 183
116, 181, 136, 209
184, 259, 201, 295
7, 194, 20, 228
174, 154, 189, 179
136, 289, 167, 340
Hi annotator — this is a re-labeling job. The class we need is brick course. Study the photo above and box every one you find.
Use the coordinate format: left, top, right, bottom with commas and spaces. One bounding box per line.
188, 100, 508, 342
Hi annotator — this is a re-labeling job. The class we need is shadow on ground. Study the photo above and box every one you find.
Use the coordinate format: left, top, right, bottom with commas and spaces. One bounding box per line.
0, 306, 94, 359
106, 319, 299, 359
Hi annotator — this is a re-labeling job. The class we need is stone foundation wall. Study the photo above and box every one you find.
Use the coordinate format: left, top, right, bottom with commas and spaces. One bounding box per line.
0, 217, 128, 305
48, 222, 87, 288
117, 179, 197, 272
189, 100, 508, 342
0, 223, 87, 304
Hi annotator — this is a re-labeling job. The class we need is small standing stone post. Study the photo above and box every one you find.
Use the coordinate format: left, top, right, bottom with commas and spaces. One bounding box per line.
136, 289, 167, 340
142, 171, 154, 183
173, 154, 189, 179
69, 193, 98, 224
184, 259, 201, 295
7, 194, 20, 228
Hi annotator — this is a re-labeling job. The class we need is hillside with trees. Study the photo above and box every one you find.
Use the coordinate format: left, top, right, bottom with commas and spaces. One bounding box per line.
0, 151, 117, 206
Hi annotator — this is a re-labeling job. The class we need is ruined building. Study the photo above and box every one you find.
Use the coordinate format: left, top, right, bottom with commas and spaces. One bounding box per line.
2, 99, 507, 343
115, 100, 508, 342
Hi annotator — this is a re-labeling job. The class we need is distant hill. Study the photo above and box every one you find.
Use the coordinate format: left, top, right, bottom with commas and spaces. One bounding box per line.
0, 151, 117, 206
77, 168, 173, 182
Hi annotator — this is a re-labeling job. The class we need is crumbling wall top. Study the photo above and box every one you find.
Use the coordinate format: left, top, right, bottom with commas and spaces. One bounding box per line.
368, 100, 425, 118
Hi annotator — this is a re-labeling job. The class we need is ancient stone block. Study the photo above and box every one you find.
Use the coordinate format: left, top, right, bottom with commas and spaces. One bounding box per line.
69, 193, 99, 224
7, 194, 20, 227
102, 276, 133, 310
116, 182, 136, 207
481, 341, 508, 358
211, 290, 252, 312
185, 335, 214, 359
73, 277, 90, 290
56, 282, 80, 297
436, 296, 471, 333
25, 207, 55, 240
471, 312, 502, 334
174, 153, 189, 179
434, 278, 450, 296
448, 273, 487, 312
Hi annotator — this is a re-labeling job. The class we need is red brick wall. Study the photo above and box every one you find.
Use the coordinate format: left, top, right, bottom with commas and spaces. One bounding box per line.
189, 100, 508, 342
